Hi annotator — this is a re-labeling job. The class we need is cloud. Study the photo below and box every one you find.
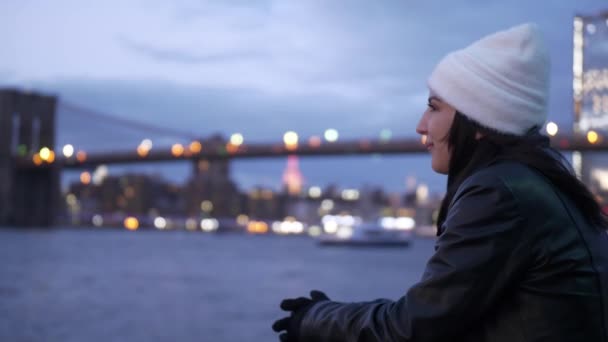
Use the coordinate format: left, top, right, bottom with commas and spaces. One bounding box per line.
117, 35, 267, 65
111, 1, 422, 100
8, 0, 604, 105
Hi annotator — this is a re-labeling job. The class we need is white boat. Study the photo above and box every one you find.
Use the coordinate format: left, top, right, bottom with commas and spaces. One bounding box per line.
317, 221, 412, 247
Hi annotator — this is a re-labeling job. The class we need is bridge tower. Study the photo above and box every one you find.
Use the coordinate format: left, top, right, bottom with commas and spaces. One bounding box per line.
0, 88, 60, 227
184, 134, 240, 218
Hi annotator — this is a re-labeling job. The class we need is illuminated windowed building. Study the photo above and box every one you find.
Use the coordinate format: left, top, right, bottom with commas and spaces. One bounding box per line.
573, 11, 608, 210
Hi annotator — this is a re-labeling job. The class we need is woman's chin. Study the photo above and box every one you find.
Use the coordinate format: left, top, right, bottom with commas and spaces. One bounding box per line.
431, 162, 449, 175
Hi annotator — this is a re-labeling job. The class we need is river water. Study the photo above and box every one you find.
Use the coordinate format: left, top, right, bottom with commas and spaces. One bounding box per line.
0, 228, 435, 342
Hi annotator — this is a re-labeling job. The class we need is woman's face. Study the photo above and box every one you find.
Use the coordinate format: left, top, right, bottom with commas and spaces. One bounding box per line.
416, 91, 457, 174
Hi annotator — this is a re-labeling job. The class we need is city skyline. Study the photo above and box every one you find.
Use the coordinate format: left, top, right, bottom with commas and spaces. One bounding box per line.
62, 163, 438, 232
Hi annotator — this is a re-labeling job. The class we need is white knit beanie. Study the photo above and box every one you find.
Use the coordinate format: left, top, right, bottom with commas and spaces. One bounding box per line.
427, 23, 551, 136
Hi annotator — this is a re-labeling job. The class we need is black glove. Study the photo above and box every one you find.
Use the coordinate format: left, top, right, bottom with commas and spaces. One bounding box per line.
272, 290, 330, 342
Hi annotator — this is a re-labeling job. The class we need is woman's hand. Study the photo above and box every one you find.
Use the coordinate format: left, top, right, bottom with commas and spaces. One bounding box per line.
272, 290, 330, 341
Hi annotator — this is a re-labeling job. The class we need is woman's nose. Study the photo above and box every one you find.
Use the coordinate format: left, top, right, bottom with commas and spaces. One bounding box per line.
416, 115, 427, 135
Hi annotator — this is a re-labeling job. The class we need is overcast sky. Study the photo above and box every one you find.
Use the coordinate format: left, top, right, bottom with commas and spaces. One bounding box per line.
1, 1, 606, 193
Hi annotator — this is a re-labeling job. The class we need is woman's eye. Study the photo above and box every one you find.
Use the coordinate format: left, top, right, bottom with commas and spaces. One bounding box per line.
427, 103, 436, 111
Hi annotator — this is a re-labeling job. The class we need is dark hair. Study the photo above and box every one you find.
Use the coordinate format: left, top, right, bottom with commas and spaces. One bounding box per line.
436, 111, 608, 234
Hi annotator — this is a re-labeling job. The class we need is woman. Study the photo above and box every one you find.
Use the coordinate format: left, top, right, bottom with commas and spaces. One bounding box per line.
272, 23, 608, 342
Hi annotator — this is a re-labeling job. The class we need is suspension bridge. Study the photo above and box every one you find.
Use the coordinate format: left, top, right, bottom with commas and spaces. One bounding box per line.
0, 86, 607, 227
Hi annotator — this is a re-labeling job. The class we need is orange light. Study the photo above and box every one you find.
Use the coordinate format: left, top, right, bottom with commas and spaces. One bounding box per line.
308, 136, 322, 148
171, 144, 185, 157
285, 143, 298, 151
124, 217, 139, 231
226, 143, 239, 154
189, 141, 202, 153
421, 135, 428, 145
587, 130, 599, 144
247, 221, 269, 234
32, 154, 43, 166
137, 145, 149, 157
76, 151, 87, 162
80, 171, 91, 185
46, 150, 55, 163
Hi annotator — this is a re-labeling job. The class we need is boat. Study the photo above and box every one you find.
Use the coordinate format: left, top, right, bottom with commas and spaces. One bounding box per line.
317, 221, 412, 247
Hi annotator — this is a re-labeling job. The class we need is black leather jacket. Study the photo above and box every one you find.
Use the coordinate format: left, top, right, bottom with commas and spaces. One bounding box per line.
299, 161, 608, 341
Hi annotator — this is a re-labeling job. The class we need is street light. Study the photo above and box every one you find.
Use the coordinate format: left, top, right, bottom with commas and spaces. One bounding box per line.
38, 147, 55, 163
283, 131, 298, 150
124, 217, 139, 231
308, 136, 322, 148
62, 144, 74, 158
171, 144, 185, 157
230, 133, 244, 146
39, 147, 51, 161
140, 139, 153, 150
137, 145, 149, 157
380, 129, 392, 141
546, 122, 558, 137
587, 130, 599, 144
324, 129, 339, 142
46, 150, 55, 163
80, 171, 92, 185
76, 151, 87, 163
189, 141, 202, 153
32, 154, 43, 166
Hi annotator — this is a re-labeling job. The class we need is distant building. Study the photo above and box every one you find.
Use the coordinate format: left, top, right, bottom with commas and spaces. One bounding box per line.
245, 186, 286, 220
66, 172, 184, 219
282, 155, 303, 196
572, 12, 608, 207
284, 196, 319, 223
